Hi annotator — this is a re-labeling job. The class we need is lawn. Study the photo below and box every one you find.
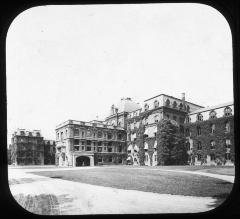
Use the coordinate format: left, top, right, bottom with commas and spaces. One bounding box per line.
31, 166, 234, 199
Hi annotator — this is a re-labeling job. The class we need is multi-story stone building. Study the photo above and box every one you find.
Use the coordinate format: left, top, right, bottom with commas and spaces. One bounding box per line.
55, 93, 234, 167
9, 129, 56, 165
55, 120, 126, 167
184, 101, 234, 166
126, 93, 203, 166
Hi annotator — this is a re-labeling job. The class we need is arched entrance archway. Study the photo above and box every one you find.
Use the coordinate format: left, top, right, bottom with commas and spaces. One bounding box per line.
76, 156, 90, 166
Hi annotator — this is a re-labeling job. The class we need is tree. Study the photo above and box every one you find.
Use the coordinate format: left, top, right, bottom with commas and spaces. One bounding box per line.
156, 119, 188, 165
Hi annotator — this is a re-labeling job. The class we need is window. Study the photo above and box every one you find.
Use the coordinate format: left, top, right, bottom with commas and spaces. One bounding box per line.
145, 154, 148, 162
154, 100, 159, 108
108, 147, 112, 152
166, 114, 170, 119
57, 133, 59, 139
185, 116, 191, 123
154, 154, 157, 161
172, 101, 177, 108
65, 130, 68, 137
197, 127, 201, 136
81, 141, 85, 146
224, 107, 232, 116
118, 133, 122, 140
226, 139, 231, 148
185, 128, 190, 137
179, 103, 183, 110
108, 133, 112, 139
210, 124, 215, 134
74, 129, 79, 136
74, 139, 79, 145
36, 132, 40, 137
109, 156, 112, 162
81, 131, 85, 138
86, 146, 91, 151
20, 131, 25, 136
197, 141, 202, 150
180, 125, 184, 133
61, 132, 63, 139
197, 113, 203, 121
98, 142, 102, 146
186, 105, 190, 112
210, 154, 215, 161
210, 140, 215, 149
98, 157, 102, 162
118, 158, 122, 163
93, 133, 96, 138
197, 154, 202, 161
119, 145, 122, 152
209, 110, 217, 119
108, 142, 112, 146
74, 146, 80, 151
97, 131, 102, 138
225, 121, 230, 132
144, 103, 149, 111
165, 99, 170, 107
86, 140, 91, 145
173, 116, 177, 121
82, 146, 85, 151
225, 153, 230, 160
98, 147, 102, 152
186, 142, 190, 151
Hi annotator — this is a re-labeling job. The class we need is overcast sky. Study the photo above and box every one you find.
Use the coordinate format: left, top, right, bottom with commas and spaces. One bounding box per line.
6, 3, 233, 144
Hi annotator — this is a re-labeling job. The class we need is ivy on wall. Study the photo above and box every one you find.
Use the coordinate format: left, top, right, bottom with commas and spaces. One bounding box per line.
184, 116, 234, 164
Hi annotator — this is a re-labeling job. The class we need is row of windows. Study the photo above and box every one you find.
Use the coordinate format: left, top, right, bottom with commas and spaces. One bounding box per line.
57, 129, 123, 140
185, 121, 231, 136
144, 99, 190, 112
97, 157, 122, 163
195, 139, 231, 150
74, 146, 122, 153
196, 153, 231, 161
74, 139, 120, 147
186, 106, 233, 123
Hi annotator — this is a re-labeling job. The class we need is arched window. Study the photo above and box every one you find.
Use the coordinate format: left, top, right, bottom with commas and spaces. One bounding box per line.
210, 140, 215, 149
154, 100, 159, 108
172, 101, 177, 108
210, 123, 215, 134
144, 103, 149, 111
197, 113, 203, 121
225, 121, 230, 132
209, 110, 217, 119
165, 99, 170, 107
224, 107, 232, 116
179, 103, 183, 110
197, 127, 201, 136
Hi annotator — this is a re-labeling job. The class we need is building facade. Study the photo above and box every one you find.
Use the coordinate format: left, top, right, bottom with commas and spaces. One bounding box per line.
184, 102, 234, 166
126, 93, 204, 166
9, 129, 55, 165
43, 140, 56, 165
55, 120, 126, 167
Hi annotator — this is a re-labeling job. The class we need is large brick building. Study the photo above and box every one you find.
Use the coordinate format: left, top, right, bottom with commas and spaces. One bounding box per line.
9, 129, 55, 165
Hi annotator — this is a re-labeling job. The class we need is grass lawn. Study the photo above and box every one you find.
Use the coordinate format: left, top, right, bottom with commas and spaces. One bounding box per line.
31, 166, 234, 199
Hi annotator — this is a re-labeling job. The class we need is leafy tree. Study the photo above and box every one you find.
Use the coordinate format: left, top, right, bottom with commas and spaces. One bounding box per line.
157, 119, 188, 165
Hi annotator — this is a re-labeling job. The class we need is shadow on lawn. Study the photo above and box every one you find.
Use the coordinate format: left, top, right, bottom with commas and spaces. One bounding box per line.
207, 193, 232, 210
13, 193, 75, 215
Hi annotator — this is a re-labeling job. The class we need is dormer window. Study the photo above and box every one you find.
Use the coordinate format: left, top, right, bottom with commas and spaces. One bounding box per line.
144, 103, 149, 111
154, 100, 159, 108
224, 107, 232, 116
210, 124, 215, 134
197, 113, 203, 121
165, 99, 170, 107
209, 110, 217, 119
172, 101, 177, 108
179, 103, 183, 110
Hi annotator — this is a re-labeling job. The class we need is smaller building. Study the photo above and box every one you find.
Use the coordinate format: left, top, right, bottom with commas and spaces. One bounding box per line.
184, 101, 234, 166
43, 140, 56, 165
9, 129, 56, 166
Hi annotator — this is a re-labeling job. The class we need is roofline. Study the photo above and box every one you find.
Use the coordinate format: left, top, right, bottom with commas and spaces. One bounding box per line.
144, 93, 204, 108
189, 102, 234, 115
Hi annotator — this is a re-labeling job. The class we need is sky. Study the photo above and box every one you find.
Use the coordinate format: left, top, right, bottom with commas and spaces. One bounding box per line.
6, 3, 233, 144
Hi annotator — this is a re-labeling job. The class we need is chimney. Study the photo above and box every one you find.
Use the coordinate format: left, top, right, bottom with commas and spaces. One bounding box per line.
181, 92, 185, 101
